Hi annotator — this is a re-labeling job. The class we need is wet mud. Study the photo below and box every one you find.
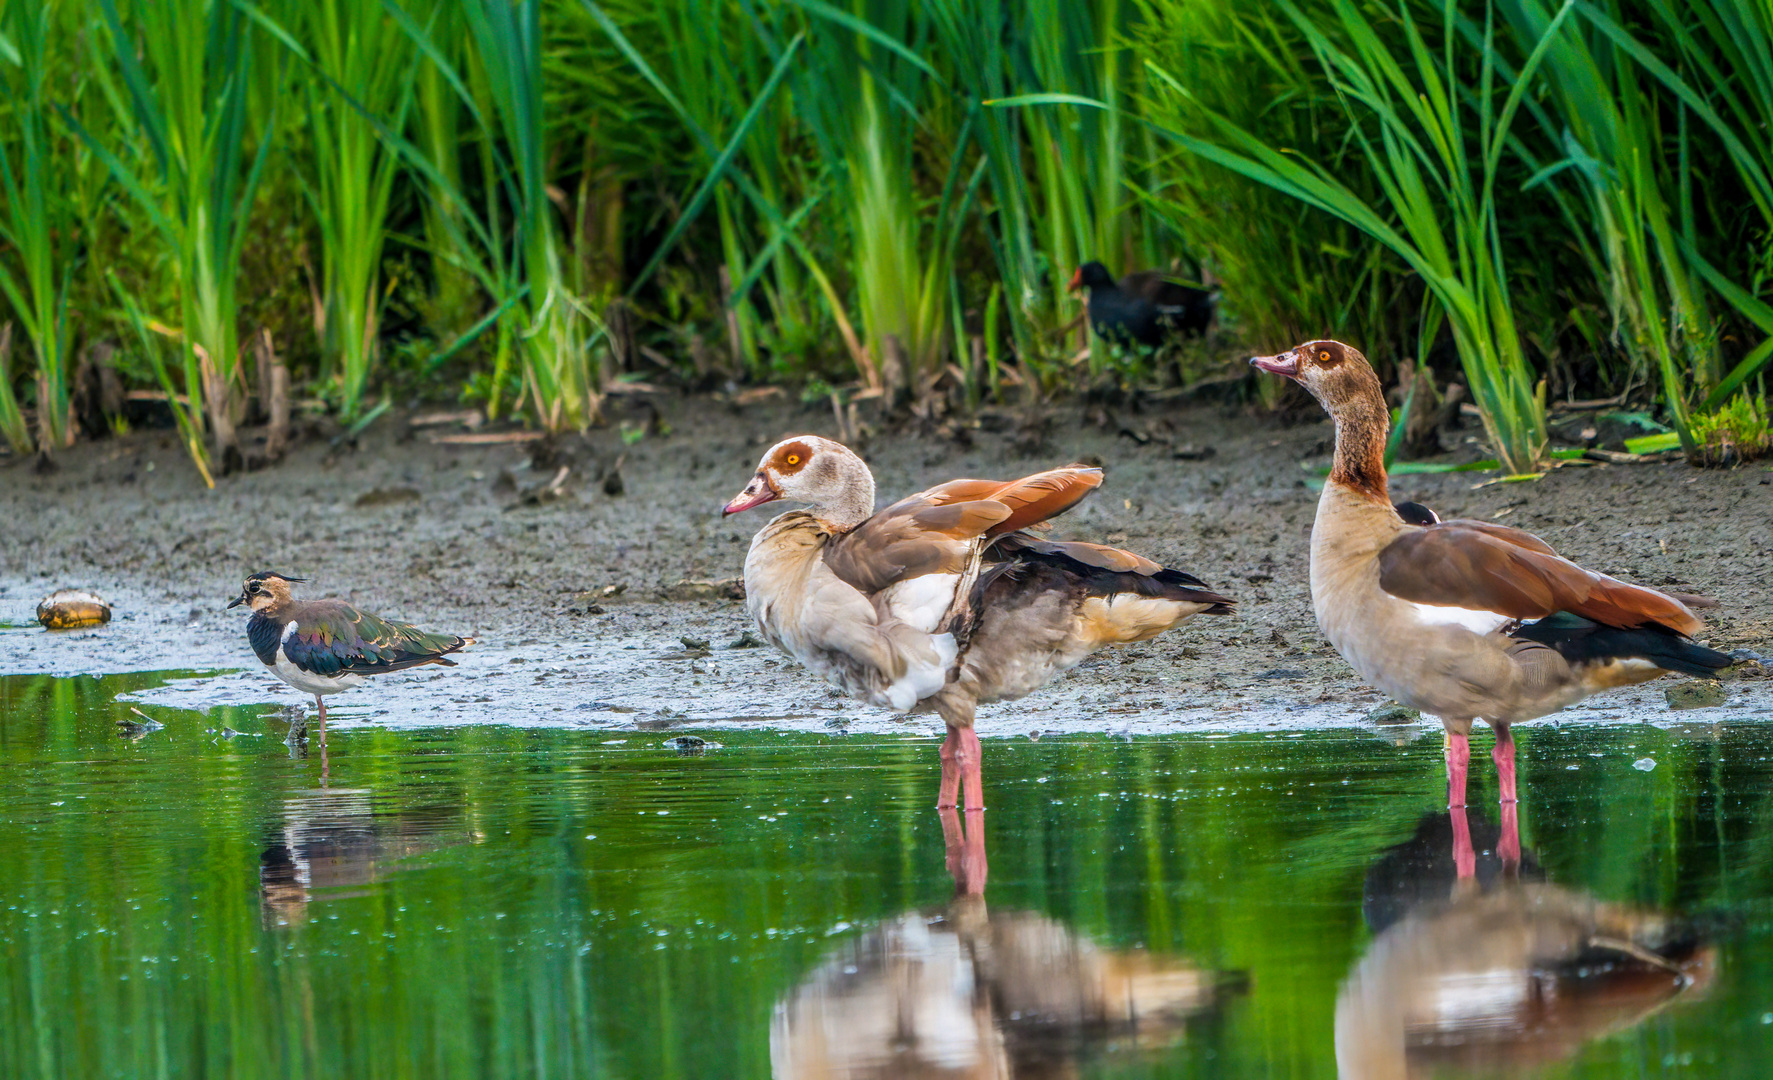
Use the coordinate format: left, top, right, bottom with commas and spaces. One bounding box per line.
4, 391, 1771, 736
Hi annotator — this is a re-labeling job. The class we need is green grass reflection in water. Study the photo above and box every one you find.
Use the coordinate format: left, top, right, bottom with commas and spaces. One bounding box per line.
0, 672, 1771, 1078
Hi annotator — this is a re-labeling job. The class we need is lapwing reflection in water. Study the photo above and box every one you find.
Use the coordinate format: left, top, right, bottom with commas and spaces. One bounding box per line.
771, 809, 1242, 1079
259, 789, 470, 928
1336, 807, 1715, 1079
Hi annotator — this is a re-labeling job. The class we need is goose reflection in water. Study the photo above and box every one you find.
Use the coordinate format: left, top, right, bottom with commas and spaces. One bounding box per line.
259, 788, 472, 927
1336, 805, 1715, 1079
771, 809, 1240, 1079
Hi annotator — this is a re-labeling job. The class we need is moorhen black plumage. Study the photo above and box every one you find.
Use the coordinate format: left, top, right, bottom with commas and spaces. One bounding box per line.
1069, 261, 1214, 347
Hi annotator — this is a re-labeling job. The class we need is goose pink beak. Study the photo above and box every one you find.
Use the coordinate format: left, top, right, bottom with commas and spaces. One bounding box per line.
722, 474, 779, 516
1249, 349, 1301, 379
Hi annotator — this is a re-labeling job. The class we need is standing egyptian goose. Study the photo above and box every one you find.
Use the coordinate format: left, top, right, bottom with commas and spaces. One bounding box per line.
723, 437, 1234, 810
1070, 261, 1214, 346
228, 572, 472, 773
1251, 341, 1731, 807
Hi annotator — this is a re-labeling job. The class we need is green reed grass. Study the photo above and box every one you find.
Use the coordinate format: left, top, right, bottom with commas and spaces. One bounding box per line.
248, 0, 417, 424
0, 0, 74, 456
5, 0, 1773, 479
1138, 0, 1565, 473
1583, 0, 1773, 412
69, 0, 274, 481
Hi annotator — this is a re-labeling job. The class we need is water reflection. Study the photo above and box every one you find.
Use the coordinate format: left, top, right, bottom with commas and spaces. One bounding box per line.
260, 788, 472, 927
1336, 807, 1715, 1079
772, 808, 1237, 1079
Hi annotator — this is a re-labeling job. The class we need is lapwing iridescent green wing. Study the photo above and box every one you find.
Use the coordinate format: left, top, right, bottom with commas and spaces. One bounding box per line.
228, 572, 472, 773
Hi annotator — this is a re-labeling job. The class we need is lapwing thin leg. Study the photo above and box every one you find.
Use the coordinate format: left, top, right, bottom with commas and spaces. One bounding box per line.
314, 695, 329, 780
1492, 725, 1518, 805
1445, 730, 1470, 810
1449, 806, 1476, 880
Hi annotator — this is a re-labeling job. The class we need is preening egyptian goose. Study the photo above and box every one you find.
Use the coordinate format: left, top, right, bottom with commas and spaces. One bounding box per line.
1251, 341, 1732, 808
723, 437, 1234, 810
1070, 261, 1213, 347
229, 572, 472, 773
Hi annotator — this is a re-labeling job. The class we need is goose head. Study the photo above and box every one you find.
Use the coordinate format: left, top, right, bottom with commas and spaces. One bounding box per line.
723, 436, 877, 530
1250, 339, 1386, 420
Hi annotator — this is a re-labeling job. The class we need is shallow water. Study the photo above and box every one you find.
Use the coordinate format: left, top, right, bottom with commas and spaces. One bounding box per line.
3, 672, 1772, 1079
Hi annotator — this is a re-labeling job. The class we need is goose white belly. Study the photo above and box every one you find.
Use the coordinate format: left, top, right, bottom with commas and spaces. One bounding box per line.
1309, 485, 1521, 720
745, 520, 957, 713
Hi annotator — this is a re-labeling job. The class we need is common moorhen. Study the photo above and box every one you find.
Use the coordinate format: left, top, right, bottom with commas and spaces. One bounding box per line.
1069, 261, 1214, 347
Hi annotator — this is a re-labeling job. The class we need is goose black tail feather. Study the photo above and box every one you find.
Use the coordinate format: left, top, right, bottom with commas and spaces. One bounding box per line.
1512, 612, 1732, 679
976, 537, 1235, 614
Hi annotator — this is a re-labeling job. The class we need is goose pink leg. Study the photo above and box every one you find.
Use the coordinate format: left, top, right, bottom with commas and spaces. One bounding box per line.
1445, 730, 1470, 810
937, 725, 984, 812
939, 807, 988, 896
1450, 806, 1476, 880
1498, 799, 1521, 867
1492, 725, 1518, 805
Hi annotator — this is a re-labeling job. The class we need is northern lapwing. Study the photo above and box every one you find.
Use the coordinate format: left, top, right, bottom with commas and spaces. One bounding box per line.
228, 572, 472, 771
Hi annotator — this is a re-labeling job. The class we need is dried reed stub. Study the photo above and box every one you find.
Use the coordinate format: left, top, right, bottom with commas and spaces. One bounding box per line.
36, 590, 112, 630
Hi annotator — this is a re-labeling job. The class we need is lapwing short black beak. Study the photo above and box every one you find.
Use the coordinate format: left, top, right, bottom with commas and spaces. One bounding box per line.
226, 594, 246, 609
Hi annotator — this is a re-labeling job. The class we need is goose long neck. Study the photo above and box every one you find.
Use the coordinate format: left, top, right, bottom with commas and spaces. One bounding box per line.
819, 465, 877, 532
1329, 394, 1390, 503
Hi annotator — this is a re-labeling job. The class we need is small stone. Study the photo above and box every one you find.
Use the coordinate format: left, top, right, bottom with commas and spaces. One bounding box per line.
679, 636, 711, 651
1633, 757, 1657, 772
37, 589, 111, 630
728, 630, 765, 649
1665, 680, 1727, 710
1366, 702, 1420, 725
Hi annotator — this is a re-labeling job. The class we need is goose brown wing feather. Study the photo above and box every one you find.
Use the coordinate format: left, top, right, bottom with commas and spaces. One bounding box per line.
920, 467, 1102, 538
1429, 518, 1560, 557
823, 497, 1011, 595
1377, 524, 1704, 636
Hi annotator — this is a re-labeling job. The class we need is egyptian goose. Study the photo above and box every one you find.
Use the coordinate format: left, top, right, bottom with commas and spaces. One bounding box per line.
1338, 809, 1709, 1079
723, 437, 1234, 810
228, 572, 472, 772
1251, 341, 1731, 807
1069, 261, 1213, 346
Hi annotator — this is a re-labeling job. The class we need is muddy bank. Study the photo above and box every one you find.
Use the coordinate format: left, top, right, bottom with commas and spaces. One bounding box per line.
4, 390, 1770, 735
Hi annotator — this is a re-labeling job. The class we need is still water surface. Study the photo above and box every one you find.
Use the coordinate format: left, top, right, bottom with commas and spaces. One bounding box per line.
2, 672, 1771, 1078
